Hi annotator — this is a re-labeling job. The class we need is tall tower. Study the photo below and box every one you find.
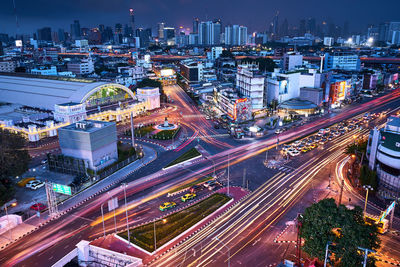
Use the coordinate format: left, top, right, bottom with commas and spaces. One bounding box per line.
129, 8, 135, 35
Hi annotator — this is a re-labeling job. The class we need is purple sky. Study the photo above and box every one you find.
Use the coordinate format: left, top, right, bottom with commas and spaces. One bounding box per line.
0, 0, 398, 35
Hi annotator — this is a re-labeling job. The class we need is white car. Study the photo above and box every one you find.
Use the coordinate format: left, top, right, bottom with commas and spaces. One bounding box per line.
288, 149, 300, 156
275, 128, 283, 134
293, 140, 302, 146
27, 180, 44, 190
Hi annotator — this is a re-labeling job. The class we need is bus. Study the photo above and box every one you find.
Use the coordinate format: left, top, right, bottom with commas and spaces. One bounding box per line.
364, 215, 389, 234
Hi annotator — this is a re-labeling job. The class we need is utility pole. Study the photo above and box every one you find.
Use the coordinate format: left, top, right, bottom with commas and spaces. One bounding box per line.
324, 241, 332, 267
122, 183, 131, 247
101, 202, 106, 238
130, 112, 135, 147
227, 154, 230, 196
242, 168, 246, 188
358, 247, 375, 267
338, 179, 344, 206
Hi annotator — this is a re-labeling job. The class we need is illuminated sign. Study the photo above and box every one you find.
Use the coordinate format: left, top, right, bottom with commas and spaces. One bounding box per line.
15, 40, 22, 47
52, 183, 72, 196
235, 98, 248, 103
160, 69, 174, 77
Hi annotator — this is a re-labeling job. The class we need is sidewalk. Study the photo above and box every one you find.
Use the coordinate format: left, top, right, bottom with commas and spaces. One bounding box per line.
0, 144, 157, 250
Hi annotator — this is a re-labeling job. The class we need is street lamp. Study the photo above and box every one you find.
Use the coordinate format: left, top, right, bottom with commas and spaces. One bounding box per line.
121, 183, 131, 247
363, 185, 373, 214
205, 157, 216, 177
324, 241, 332, 267
215, 237, 230, 267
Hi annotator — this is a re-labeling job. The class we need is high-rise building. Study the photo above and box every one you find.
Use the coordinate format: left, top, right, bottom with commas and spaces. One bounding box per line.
198, 21, 221, 46
129, 8, 135, 33
271, 11, 279, 38
299, 19, 306, 36
225, 25, 247, 46
164, 27, 175, 45
58, 29, 65, 42
136, 28, 152, 47
193, 18, 199, 34
115, 23, 123, 34
236, 64, 265, 110
37, 27, 52, 42
158, 22, 165, 39
307, 18, 316, 35
324, 52, 360, 71
280, 18, 289, 37
71, 20, 81, 40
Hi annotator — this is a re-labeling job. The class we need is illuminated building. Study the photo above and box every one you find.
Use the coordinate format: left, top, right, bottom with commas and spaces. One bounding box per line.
368, 116, 400, 199
136, 87, 161, 110
236, 64, 264, 110
324, 52, 360, 71
213, 88, 252, 122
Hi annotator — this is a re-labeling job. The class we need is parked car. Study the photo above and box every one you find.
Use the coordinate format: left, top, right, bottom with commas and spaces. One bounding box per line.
159, 202, 176, 211
30, 203, 46, 211
181, 193, 196, 202
29, 180, 45, 190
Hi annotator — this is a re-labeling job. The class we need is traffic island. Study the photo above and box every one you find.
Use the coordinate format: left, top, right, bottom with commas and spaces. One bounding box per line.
117, 193, 231, 253
163, 147, 202, 169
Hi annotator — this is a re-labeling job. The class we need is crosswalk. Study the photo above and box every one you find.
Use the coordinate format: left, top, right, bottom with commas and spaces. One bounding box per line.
265, 164, 294, 173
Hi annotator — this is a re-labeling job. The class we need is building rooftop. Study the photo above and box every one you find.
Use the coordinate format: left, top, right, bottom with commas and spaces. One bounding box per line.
61, 120, 115, 133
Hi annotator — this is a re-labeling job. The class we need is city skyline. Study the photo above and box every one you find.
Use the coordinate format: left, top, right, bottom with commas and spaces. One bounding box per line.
0, 0, 399, 35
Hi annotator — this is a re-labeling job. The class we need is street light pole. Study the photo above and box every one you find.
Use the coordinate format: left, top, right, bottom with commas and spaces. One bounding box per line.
122, 183, 131, 247
227, 154, 230, 196
215, 237, 230, 267
153, 219, 157, 251
324, 241, 332, 267
363, 185, 373, 214
100, 202, 106, 238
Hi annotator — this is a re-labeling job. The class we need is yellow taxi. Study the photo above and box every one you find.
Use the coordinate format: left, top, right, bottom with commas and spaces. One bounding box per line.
159, 202, 176, 211
181, 193, 196, 202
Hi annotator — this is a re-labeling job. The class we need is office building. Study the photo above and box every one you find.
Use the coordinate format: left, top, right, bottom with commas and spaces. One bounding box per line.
198, 21, 221, 46
58, 120, 118, 171
163, 27, 175, 45
213, 87, 252, 122
236, 64, 264, 110
225, 25, 247, 46
281, 52, 303, 71
129, 8, 135, 33
324, 37, 334, 46
71, 20, 81, 40
158, 22, 165, 39
37, 27, 52, 42
368, 116, 400, 199
324, 52, 360, 71
180, 60, 203, 83
136, 28, 152, 47
193, 18, 199, 34
67, 57, 95, 75
208, 47, 223, 60
265, 69, 300, 106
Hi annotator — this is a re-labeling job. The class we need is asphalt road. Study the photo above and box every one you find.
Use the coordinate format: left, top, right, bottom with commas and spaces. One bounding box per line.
2, 88, 400, 266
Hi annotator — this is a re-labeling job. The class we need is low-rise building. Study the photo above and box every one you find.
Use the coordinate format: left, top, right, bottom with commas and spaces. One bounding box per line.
324, 52, 361, 71
213, 87, 252, 122
0, 60, 18, 72
67, 57, 94, 75
58, 120, 118, 171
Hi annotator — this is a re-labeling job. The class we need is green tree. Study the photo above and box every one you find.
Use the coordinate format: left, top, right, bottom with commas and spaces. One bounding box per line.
300, 198, 380, 266
220, 49, 234, 58
0, 129, 30, 205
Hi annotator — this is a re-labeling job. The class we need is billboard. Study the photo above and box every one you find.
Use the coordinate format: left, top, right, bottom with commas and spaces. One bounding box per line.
161, 69, 174, 77
52, 183, 72, 196
234, 98, 252, 122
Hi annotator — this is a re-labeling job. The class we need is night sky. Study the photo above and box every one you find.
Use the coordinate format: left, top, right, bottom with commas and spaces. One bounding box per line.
0, 0, 398, 35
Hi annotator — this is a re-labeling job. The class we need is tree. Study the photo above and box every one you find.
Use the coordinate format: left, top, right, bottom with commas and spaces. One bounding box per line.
300, 198, 380, 266
0, 129, 30, 205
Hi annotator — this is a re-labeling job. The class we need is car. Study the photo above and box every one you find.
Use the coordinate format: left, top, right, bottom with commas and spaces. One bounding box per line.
282, 144, 292, 152
30, 180, 44, 190
159, 202, 176, 211
26, 180, 44, 189
293, 140, 301, 146
309, 143, 318, 149
204, 180, 217, 188
41, 159, 47, 164
328, 135, 334, 141
319, 138, 327, 144
181, 193, 196, 202
190, 185, 202, 193
30, 203, 46, 211
297, 144, 305, 150
301, 147, 310, 153
288, 149, 300, 156
275, 128, 283, 134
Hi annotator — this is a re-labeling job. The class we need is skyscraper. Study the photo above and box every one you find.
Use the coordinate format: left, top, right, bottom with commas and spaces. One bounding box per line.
129, 8, 135, 34
158, 22, 165, 39
70, 20, 81, 40
193, 18, 199, 34
37, 27, 52, 42
271, 11, 279, 38
198, 21, 221, 45
225, 25, 247, 46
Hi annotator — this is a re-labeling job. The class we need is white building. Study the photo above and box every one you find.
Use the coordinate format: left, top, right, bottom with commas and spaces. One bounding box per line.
324, 37, 334, 46
265, 69, 300, 106
136, 87, 161, 110
58, 120, 118, 171
67, 57, 94, 75
324, 52, 360, 71
281, 52, 303, 71
236, 64, 264, 110
54, 102, 87, 123
208, 46, 223, 60
31, 66, 58, 76
0, 60, 18, 72
367, 116, 400, 199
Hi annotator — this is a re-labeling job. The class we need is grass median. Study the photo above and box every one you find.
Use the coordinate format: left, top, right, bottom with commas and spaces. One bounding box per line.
164, 147, 201, 168
118, 193, 231, 253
